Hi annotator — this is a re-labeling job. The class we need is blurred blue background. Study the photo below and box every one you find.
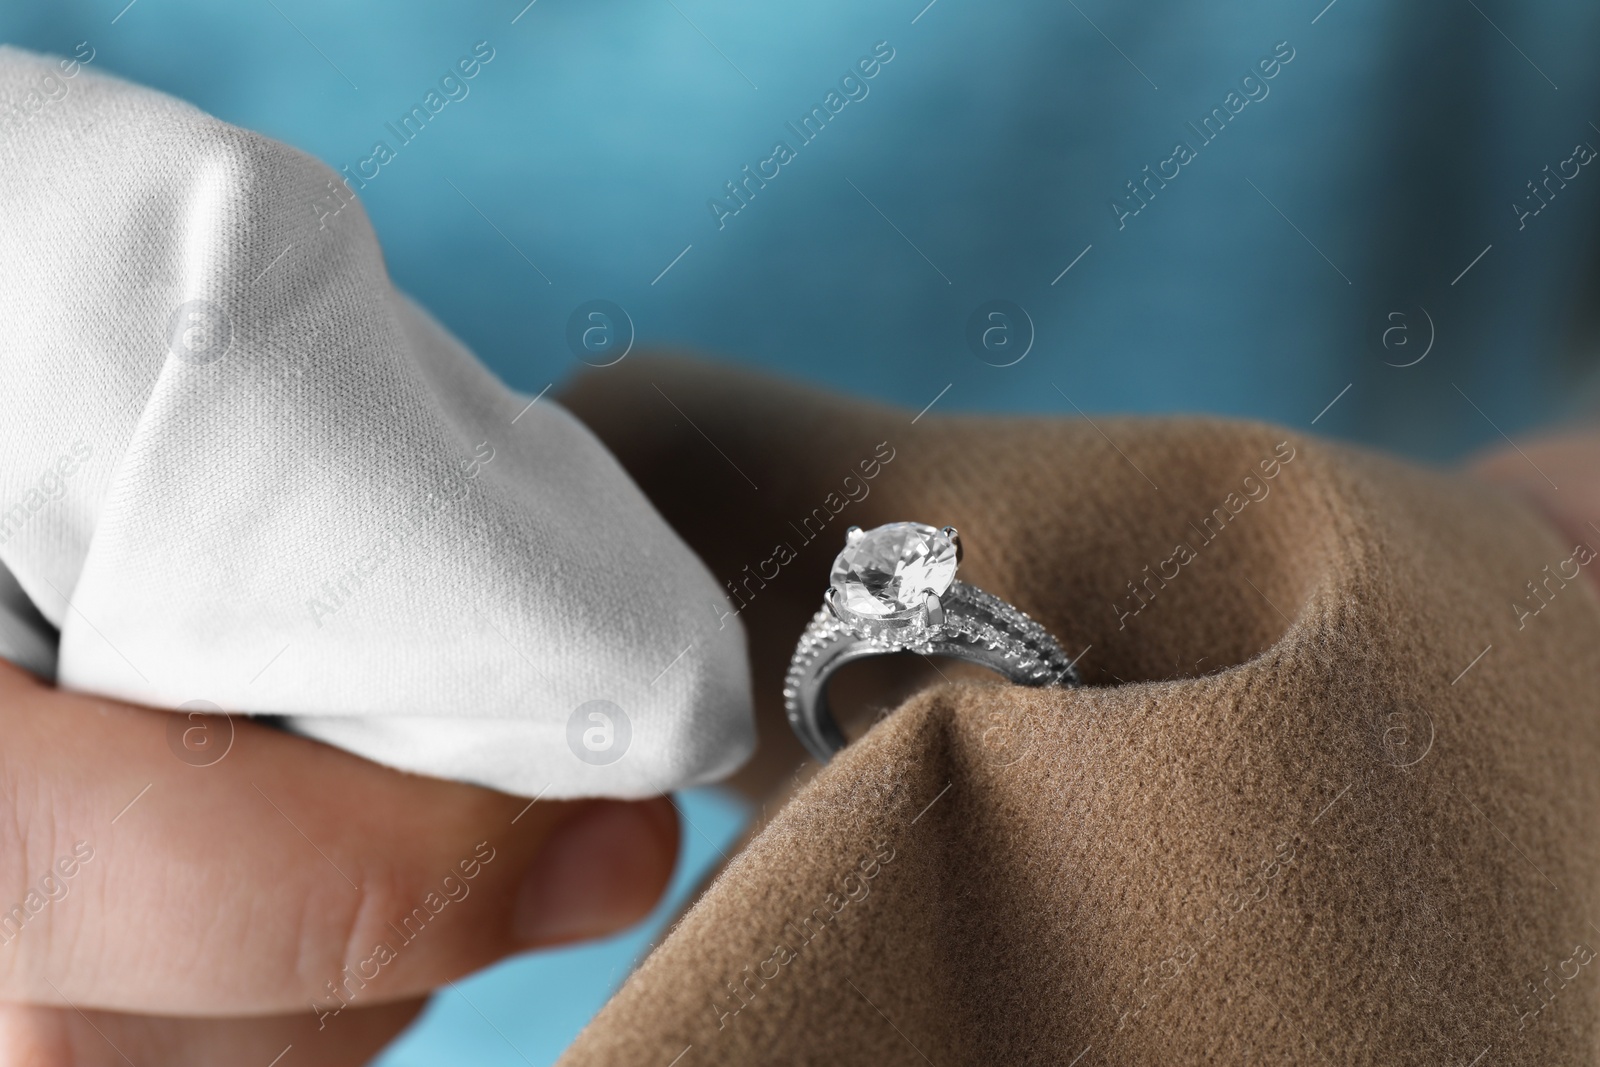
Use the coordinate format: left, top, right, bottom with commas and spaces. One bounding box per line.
6, 0, 1600, 1060
8, 0, 1600, 466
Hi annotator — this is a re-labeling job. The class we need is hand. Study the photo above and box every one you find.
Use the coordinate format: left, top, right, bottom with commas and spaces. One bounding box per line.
1470, 428, 1600, 590
0, 659, 678, 1066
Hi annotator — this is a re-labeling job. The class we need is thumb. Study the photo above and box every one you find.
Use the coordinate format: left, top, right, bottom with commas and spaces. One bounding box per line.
0, 660, 679, 1015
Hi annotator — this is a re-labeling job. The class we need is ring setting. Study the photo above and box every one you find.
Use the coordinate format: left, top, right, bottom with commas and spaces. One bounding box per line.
785, 521, 1080, 761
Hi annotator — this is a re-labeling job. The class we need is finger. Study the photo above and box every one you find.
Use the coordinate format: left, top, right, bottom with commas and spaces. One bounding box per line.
0, 660, 680, 1014
0, 996, 422, 1067
1471, 431, 1600, 568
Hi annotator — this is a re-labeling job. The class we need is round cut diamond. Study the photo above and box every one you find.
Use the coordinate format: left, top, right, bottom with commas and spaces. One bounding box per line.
829, 522, 958, 620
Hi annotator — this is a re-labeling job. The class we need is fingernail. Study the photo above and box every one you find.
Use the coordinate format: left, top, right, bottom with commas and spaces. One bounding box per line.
512, 800, 677, 945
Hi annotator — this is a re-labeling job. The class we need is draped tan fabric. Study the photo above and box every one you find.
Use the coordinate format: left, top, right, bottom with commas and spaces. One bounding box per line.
557, 356, 1600, 1066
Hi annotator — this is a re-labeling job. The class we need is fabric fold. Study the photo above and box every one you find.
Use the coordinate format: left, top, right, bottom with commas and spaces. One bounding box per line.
555, 357, 1600, 1065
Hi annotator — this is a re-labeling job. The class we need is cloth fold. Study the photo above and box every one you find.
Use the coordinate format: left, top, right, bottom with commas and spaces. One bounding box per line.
556, 357, 1600, 1065
0, 48, 753, 799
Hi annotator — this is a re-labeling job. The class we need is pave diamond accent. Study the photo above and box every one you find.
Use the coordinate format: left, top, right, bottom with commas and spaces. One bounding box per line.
784, 580, 1078, 718
941, 583, 1078, 684
783, 607, 854, 709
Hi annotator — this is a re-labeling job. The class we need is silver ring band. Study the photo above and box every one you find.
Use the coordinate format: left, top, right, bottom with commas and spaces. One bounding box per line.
784, 576, 1080, 763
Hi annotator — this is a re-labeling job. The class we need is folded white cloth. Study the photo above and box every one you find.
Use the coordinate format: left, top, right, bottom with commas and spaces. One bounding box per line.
0, 46, 753, 799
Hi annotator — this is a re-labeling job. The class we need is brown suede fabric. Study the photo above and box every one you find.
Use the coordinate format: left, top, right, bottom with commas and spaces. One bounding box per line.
557, 356, 1600, 1066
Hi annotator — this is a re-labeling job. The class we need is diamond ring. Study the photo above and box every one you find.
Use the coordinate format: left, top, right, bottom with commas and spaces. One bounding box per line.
784, 522, 1081, 762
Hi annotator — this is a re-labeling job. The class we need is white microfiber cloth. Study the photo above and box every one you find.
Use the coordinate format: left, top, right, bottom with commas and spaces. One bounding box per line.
0, 46, 754, 799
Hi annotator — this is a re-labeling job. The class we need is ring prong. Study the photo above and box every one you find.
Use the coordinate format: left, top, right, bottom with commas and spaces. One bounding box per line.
846, 525, 864, 545
942, 526, 962, 564
824, 586, 844, 619
923, 593, 945, 627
